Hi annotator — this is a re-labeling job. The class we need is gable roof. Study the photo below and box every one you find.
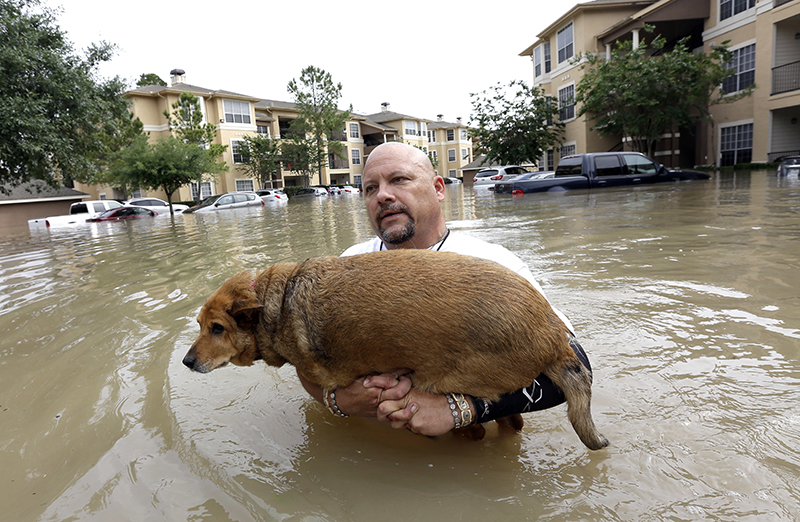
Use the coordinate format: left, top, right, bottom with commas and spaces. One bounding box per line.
0, 181, 89, 204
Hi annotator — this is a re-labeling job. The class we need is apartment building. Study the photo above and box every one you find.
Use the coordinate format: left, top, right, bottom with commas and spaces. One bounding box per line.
362, 104, 474, 178
74, 70, 371, 202
521, 0, 800, 168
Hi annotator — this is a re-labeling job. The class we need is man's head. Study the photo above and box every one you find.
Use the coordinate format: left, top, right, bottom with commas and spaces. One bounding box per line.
362, 143, 447, 249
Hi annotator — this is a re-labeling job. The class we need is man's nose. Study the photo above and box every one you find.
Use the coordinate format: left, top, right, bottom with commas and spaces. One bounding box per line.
375, 183, 395, 202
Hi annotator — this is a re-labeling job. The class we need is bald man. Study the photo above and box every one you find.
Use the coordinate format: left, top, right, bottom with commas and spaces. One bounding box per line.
297, 142, 593, 436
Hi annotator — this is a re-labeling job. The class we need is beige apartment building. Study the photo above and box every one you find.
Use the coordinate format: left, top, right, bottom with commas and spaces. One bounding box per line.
74, 70, 373, 202
521, 0, 800, 168
361, 103, 474, 178
74, 74, 473, 203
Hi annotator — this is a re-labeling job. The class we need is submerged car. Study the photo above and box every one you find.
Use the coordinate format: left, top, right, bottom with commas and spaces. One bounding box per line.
86, 207, 157, 222
473, 165, 529, 186
124, 197, 189, 214
291, 187, 329, 198
183, 192, 263, 213
777, 156, 800, 177
256, 189, 288, 202
494, 152, 710, 195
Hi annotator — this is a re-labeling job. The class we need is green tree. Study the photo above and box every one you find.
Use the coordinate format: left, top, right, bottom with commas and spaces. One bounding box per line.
287, 66, 351, 185
469, 80, 564, 166
237, 134, 282, 189
575, 28, 748, 158
137, 73, 167, 87
108, 134, 223, 213
0, 0, 131, 192
163, 91, 227, 200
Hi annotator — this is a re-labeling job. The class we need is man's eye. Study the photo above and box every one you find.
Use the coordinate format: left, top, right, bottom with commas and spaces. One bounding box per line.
211, 324, 224, 335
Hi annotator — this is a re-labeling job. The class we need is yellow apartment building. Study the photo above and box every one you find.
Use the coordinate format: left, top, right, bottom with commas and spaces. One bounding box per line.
361, 103, 474, 178
521, 0, 800, 168
74, 70, 372, 201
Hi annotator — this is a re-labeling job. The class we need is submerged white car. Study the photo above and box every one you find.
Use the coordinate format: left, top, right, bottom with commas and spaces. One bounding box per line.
124, 197, 189, 214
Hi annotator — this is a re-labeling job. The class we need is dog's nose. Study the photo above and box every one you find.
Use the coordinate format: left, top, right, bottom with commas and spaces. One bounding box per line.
182, 354, 196, 370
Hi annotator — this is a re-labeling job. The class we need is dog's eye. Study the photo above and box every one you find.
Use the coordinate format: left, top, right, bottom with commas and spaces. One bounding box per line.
211, 324, 225, 335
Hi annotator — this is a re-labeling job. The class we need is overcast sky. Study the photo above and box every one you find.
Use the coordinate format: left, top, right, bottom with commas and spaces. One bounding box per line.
53, 0, 570, 123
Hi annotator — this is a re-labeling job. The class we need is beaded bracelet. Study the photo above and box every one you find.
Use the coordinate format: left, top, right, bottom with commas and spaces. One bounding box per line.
446, 392, 473, 429
322, 388, 348, 417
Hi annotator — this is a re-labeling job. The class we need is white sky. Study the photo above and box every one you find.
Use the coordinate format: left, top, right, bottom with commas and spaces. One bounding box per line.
52, 0, 570, 123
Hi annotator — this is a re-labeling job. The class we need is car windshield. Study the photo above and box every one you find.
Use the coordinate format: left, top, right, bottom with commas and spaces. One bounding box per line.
783, 158, 800, 165
477, 170, 498, 178
97, 209, 118, 217
196, 195, 221, 208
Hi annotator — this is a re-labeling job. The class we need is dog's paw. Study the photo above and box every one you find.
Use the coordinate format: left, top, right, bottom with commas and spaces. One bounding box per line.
454, 424, 486, 441
495, 414, 524, 432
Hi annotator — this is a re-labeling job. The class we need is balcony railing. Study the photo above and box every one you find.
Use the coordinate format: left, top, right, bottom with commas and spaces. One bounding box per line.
772, 60, 800, 95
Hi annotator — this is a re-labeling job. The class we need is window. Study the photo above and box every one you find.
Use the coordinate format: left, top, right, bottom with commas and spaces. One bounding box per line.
557, 23, 574, 64
223, 100, 251, 124
430, 150, 437, 163
460, 129, 468, 140
560, 143, 576, 157
349, 123, 360, 139
405, 121, 417, 136
462, 148, 469, 161
428, 130, 436, 142
720, 123, 753, 166
257, 125, 270, 135
722, 44, 755, 94
191, 181, 213, 200
622, 154, 658, 175
351, 149, 361, 165
547, 149, 554, 170
231, 140, 247, 164
558, 85, 575, 121
447, 129, 455, 141
448, 149, 456, 162
544, 42, 551, 73
720, 0, 755, 21
594, 155, 623, 177
448, 169, 457, 177
131, 189, 142, 199
235, 179, 254, 192
534, 46, 542, 77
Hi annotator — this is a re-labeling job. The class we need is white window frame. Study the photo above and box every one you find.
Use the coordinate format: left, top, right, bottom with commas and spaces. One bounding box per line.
223, 100, 251, 124
719, 120, 753, 166
460, 129, 468, 141
235, 178, 255, 192
722, 42, 755, 95
558, 83, 576, 122
560, 142, 577, 158
446, 129, 455, 141
191, 181, 213, 200
430, 150, 438, 163
231, 139, 247, 164
349, 122, 360, 139
557, 23, 574, 64
404, 121, 417, 136
462, 148, 469, 161
448, 169, 457, 177
428, 130, 436, 142
534, 46, 542, 77
720, 0, 755, 22
447, 148, 456, 162
351, 148, 361, 165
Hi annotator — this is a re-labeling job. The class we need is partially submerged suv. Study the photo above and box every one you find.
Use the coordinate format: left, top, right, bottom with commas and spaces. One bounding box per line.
472, 165, 529, 186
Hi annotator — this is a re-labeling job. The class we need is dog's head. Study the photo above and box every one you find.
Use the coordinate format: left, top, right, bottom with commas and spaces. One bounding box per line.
183, 271, 271, 373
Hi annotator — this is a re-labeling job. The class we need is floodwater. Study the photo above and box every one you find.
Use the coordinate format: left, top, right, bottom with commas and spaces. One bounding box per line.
1, 172, 798, 521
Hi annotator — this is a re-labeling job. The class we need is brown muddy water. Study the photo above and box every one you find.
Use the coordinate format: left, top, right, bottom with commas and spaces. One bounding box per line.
1, 172, 799, 521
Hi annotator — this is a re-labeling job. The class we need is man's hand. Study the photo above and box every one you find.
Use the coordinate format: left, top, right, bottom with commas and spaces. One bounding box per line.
379, 387, 467, 437
296, 369, 412, 417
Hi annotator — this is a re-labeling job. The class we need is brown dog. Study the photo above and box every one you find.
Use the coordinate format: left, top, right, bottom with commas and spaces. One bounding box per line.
183, 249, 609, 450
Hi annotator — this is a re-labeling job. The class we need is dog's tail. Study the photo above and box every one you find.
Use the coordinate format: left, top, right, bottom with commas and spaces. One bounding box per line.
545, 360, 610, 450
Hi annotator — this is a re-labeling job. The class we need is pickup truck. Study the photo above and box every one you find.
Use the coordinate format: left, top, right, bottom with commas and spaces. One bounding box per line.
493, 152, 710, 195
28, 200, 124, 228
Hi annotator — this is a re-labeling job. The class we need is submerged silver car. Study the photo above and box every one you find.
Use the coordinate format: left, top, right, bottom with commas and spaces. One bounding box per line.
184, 192, 263, 213
472, 165, 530, 186
777, 156, 800, 177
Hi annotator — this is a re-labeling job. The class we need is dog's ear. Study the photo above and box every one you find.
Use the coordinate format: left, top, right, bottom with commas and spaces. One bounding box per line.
230, 303, 263, 330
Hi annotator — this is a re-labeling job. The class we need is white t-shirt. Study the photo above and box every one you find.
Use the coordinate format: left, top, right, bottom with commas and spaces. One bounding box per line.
341, 232, 575, 334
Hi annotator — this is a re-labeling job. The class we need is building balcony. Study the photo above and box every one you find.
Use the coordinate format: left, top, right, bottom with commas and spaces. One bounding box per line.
772, 60, 800, 95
